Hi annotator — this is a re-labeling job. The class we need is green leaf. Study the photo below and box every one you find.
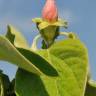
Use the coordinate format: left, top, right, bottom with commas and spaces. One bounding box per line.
53, 19, 68, 28
0, 25, 57, 76
38, 19, 68, 30
46, 39, 88, 96
40, 26, 59, 47
0, 35, 57, 76
17, 48, 58, 76
0, 70, 2, 73
9, 79, 16, 96
6, 25, 29, 48
38, 21, 50, 30
0, 71, 2, 96
0, 36, 41, 75
41, 39, 88, 96
15, 69, 50, 96
0, 71, 10, 96
32, 18, 68, 30
32, 18, 43, 23
85, 80, 96, 96
88, 79, 96, 87
15, 38, 88, 96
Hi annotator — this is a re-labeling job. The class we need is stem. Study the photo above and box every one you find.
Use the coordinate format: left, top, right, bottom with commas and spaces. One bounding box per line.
60, 32, 77, 39
59, 32, 69, 36
31, 34, 41, 51
31, 32, 75, 51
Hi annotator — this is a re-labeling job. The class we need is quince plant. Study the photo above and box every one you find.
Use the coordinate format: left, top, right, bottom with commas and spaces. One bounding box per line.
0, 0, 96, 96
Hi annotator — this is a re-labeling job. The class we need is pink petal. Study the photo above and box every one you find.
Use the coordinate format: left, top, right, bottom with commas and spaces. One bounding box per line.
42, 0, 58, 22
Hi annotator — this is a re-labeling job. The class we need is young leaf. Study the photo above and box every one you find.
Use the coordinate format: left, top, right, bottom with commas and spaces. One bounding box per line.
32, 18, 43, 23
39, 25, 59, 47
37, 39, 88, 96
6, 25, 29, 48
52, 19, 68, 28
38, 21, 50, 30
0, 36, 57, 76
47, 39, 88, 96
0, 36, 41, 75
15, 38, 88, 96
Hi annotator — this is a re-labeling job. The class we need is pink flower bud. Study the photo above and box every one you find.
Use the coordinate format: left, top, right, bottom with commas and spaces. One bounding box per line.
42, 0, 58, 22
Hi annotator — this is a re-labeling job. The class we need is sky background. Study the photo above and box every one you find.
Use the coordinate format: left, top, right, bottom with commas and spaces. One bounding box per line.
0, 0, 96, 80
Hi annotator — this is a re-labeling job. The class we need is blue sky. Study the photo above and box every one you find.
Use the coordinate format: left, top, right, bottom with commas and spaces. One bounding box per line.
0, 0, 96, 80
